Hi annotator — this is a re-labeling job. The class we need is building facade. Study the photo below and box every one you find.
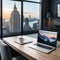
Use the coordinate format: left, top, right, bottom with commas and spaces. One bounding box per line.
10, 4, 21, 33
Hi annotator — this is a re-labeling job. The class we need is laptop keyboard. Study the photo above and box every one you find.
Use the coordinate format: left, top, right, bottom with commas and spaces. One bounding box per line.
34, 43, 53, 50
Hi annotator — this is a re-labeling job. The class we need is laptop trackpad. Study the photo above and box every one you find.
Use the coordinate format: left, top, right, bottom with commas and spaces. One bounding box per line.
29, 44, 53, 53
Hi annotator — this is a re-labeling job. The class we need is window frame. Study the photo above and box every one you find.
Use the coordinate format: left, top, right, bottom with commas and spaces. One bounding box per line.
1, 0, 42, 38
1, 0, 2, 39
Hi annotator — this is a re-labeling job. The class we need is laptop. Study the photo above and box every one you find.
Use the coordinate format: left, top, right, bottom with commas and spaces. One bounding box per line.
29, 30, 57, 53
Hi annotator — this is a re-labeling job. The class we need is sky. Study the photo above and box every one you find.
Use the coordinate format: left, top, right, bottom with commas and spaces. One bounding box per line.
3, 0, 41, 19
3, 0, 21, 19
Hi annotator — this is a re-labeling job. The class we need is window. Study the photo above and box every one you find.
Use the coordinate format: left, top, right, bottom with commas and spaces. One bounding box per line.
2, 0, 42, 37
2, 0, 21, 36
23, 0, 42, 33
23, 2, 40, 32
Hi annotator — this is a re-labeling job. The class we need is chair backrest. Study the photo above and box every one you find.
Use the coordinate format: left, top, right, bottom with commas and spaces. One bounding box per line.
0, 40, 12, 60
0, 40, 1, 60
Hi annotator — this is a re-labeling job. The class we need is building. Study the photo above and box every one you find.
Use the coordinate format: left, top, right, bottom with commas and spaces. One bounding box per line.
3, 19, 9, 35
32, 23, 39, 30
23, 18, 32, 31
10, 4, 21, 33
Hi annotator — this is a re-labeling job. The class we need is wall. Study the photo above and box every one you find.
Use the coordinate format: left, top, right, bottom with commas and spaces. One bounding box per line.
50, 0, 60, 17
50, 0, 60, 41
42, 0, 60, 26
42, 0, 50, 18
42, 0, 60, 41
50, 0, 60, 25
42, 0, 50, 29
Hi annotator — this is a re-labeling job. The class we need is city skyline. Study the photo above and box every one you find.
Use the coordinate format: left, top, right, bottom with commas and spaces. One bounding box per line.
2, 0, 40, 35
2, 4, 39, 35
2, 0, 40, 19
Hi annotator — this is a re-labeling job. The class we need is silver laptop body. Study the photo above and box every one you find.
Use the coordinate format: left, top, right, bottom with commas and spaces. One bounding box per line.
29, 30, 57, 53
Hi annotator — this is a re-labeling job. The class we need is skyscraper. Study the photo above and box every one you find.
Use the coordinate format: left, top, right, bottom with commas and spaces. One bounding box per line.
10, 4, 21, 33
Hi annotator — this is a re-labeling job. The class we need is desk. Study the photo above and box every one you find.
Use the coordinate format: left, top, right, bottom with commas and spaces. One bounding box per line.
3, 36, 60, 60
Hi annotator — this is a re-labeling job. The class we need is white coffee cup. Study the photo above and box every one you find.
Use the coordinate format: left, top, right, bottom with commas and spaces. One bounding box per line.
19, 36, 24, 43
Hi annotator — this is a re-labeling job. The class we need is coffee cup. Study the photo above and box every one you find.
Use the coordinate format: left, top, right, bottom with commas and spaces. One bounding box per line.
19, 36, 24, 43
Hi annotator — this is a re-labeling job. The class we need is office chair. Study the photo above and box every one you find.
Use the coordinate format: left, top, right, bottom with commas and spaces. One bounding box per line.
0, 40, 12, 60
0, 40, 27, 60
0, 40, 1, 60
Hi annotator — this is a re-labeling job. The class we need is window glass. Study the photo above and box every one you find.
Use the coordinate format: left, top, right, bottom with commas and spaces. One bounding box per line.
2, 0, 42, 36
2, 0, 21, 36
23, 2, 41, 31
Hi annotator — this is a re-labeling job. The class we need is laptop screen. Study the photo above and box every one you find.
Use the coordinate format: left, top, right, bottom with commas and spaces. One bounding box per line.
38, 30, 57, 47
